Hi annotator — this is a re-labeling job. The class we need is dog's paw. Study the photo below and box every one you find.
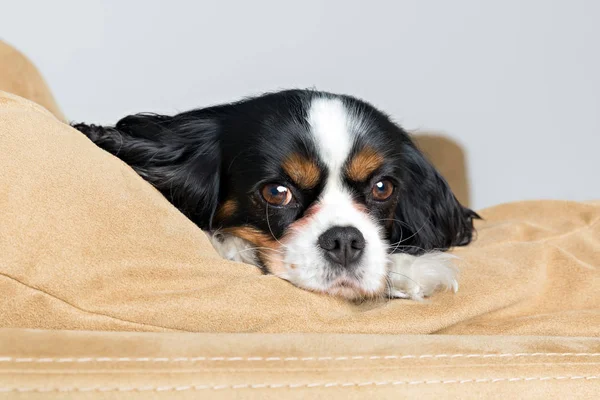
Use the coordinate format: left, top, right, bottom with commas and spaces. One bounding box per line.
387, 252, 459, 301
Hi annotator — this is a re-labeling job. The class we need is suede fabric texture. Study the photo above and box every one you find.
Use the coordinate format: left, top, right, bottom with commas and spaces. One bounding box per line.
0, 329, 598, 399
0, 38, 598, 397
0, 40, 64, 122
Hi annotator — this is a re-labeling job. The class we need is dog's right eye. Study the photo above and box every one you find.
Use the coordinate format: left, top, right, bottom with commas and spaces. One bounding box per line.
261, 184, 293, 206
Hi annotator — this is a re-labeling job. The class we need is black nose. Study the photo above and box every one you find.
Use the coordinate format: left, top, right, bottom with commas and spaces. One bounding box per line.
318, 226, 365, 267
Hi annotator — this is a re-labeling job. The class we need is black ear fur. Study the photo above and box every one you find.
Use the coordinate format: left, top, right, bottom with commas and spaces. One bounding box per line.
72, 113, 221, 230
390, 142, 479, 255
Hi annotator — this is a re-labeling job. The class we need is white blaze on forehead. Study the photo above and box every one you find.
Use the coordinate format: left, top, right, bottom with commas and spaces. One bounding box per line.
307, 97, 355, 180
287, 96, 387, 295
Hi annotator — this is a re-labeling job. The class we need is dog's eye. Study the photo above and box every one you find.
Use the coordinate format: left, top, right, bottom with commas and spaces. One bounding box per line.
261, 184, 293, 206
372, 180, 394, 201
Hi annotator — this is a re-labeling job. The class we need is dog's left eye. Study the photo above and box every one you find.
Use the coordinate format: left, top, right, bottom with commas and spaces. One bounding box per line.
372, 180, 394, 201
261, 184, 293, 206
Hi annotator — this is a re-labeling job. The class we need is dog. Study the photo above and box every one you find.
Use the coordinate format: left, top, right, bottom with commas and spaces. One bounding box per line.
73, 89, 478, 300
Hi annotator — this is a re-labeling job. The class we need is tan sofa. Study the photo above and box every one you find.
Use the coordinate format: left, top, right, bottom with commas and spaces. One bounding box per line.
1, 40, 598, 399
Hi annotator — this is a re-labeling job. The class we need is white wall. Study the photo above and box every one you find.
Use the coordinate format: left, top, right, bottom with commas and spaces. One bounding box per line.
2, 0, 599, 209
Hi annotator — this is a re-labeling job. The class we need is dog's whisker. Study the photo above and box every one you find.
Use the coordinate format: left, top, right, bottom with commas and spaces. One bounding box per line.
235, 246, 284, 255
386, 244, 447, 254
388, 270, 420, 286
265, 204, 291, 250
382, 274, 394, 303
392, 222, 405, 253
385, 218, 432, 255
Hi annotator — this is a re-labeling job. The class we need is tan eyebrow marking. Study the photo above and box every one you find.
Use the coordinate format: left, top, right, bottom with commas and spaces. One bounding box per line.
346, 147, 384, 181
282, 153, 321, 189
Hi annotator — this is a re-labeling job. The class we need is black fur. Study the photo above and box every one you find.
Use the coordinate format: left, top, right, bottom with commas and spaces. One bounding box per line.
72, 89, 478, 254
72, 112, 221, 230
389, 140, 479, 255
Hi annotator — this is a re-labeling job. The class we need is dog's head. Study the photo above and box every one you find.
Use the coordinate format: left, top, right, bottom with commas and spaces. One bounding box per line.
89, 90, 477, 299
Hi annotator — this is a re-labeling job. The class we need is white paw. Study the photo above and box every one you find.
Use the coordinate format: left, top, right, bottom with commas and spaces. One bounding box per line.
387, 252, 459, 301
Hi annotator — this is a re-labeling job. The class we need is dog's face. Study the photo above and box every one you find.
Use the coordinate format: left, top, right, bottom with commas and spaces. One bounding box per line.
215, 95, 400, 298
76, 90, 477, 299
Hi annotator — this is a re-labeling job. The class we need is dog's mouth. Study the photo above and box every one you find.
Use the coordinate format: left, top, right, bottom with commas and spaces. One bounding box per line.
324, 276, 383, 300
331, 277, 361, 289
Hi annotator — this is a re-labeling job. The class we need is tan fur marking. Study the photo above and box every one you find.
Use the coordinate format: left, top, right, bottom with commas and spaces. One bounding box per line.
222, 226, 286, 275
222, 226, 277, 249
282, 153, 321, 189
215, 199, 238, 222
346, 147, 384, 182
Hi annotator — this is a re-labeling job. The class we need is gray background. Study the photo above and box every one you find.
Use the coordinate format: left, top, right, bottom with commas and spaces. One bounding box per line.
2, 0, 598, 209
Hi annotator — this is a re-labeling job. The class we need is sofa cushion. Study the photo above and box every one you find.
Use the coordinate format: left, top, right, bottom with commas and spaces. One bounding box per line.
0, 40, 65, 121
0, 329, 598, 399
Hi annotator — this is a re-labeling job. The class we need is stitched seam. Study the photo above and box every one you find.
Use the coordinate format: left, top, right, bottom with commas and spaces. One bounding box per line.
0, 376, 597, 392
1, 353, 599, 363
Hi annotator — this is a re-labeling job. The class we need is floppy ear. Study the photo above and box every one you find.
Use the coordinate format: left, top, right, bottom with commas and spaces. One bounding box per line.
72, 112, 221, 230
390, 142, 479, 255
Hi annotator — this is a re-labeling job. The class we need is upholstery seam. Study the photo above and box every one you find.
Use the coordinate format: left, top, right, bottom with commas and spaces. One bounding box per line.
0, 375, 597, 392
1, 353, 599, 363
